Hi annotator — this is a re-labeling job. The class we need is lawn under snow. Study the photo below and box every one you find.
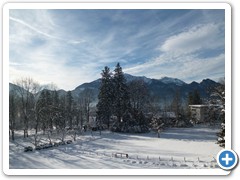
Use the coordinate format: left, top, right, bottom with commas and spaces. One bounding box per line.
9, 125, 222, 169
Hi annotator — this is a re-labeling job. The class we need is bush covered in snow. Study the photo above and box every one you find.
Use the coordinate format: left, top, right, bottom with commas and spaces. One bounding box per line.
111, 122, 149, 133
24, 146, 33, 152
216, 123, 225, 147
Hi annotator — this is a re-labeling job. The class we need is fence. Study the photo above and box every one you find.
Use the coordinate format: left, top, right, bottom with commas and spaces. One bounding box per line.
63, 147, 219, 169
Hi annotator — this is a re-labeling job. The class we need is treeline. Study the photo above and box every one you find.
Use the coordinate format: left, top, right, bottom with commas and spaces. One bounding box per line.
9, 78, 94, 144
9, 63, 225, 142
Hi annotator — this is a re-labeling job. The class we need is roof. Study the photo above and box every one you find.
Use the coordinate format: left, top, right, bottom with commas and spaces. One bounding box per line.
189, 104, 223, 108
154, 112, 176, 118
189, 105, 209, 108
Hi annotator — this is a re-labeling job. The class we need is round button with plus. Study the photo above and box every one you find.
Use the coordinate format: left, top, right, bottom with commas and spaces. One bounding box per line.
217, 149, 238, 170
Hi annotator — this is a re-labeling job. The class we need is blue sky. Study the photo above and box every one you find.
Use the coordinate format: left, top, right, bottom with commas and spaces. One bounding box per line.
9, 9, 225, 90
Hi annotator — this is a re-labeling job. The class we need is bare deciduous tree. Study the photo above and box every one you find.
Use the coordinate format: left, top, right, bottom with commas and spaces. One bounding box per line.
9, 90, 18, 141
15, 77, 42, 138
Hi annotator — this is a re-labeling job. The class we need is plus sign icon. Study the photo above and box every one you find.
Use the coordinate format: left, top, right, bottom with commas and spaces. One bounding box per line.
217, 149, 238, 170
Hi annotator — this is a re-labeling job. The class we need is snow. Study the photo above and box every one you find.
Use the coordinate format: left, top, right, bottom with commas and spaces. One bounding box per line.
124, 73, 152, 84
9, 126, 221, 169
160, 77, 186, 86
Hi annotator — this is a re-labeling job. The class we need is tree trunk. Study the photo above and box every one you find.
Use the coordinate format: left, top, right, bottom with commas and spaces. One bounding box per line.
87, 106, 90, 124
117, 115, 121, 123
35, 127, 38, 135
73, 131, 77, 141
107, 119, 110, 130
24, 129, 26, 138
11, 130, 15, 141
34, 134, 38, 147
157, 129, 160, 138
48, 132, 52, 144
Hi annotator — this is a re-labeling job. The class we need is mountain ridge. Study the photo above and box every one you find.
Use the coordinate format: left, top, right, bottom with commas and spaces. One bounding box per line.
9, 74, 221, 105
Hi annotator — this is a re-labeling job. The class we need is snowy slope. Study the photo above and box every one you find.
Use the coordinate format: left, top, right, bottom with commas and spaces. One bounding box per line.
160, 77, 186, 86
9, 126, 221, 169
124, 73, 152, 84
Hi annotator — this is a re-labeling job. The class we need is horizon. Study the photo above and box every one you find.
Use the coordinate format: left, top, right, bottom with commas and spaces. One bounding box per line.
9, 9, 225, 91
9, 73, 223, 92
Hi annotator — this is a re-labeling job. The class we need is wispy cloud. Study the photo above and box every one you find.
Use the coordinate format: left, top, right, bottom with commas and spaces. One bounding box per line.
125, 22, 225, 82
9, 9, 225, 90
10, 16, 62, 40
160, 23, 224, 55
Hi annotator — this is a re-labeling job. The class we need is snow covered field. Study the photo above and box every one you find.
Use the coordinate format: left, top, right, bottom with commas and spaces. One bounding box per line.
9, 125, 222, 169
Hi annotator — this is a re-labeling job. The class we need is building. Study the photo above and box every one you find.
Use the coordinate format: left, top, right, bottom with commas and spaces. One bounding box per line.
189, 105, 222, 124
189, 105, 209, 123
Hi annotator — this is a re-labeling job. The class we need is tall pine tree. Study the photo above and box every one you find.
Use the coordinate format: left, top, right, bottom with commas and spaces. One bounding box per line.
215, 86, 225, 148
96, 66, 113, 129
112, 63, 130, 123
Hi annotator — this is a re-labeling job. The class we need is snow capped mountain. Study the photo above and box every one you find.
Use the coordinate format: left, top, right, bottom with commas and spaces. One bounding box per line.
124, 73, 152, 84
160, 77, 186, 86
10, 74, 221, 105
72, 74, 187, 96
124, 74, 187, 86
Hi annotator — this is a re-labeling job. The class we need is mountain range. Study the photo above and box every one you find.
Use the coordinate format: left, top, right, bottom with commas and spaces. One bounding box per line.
10, 74, 221, 105
71, 74, 221, 105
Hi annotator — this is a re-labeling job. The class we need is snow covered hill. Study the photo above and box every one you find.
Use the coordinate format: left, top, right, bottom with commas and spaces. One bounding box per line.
9, 125, 221, 169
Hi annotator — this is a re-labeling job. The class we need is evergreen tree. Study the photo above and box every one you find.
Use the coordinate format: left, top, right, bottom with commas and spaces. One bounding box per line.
112, 63, 130, 123
217, 119, 225, 147
216, 93, 225, 148
37, 90, 52, 134
52, 90, 60, 128
208, 83, 225, 147
193, 89, 202, 104
187, 92, 193, 105
66, 91, 73, 129
214, 85, 225, 147
188, 90, 202, 105
57, 95, 68, 142
128, 79, 149, 112
45, 90, 53, 130
80, 88, 94, 125
187, 90, 201, 124
77, 93, 85, 129
171, 89, 181, 119
96, 66, 113, 129
53, 90, 59, 105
